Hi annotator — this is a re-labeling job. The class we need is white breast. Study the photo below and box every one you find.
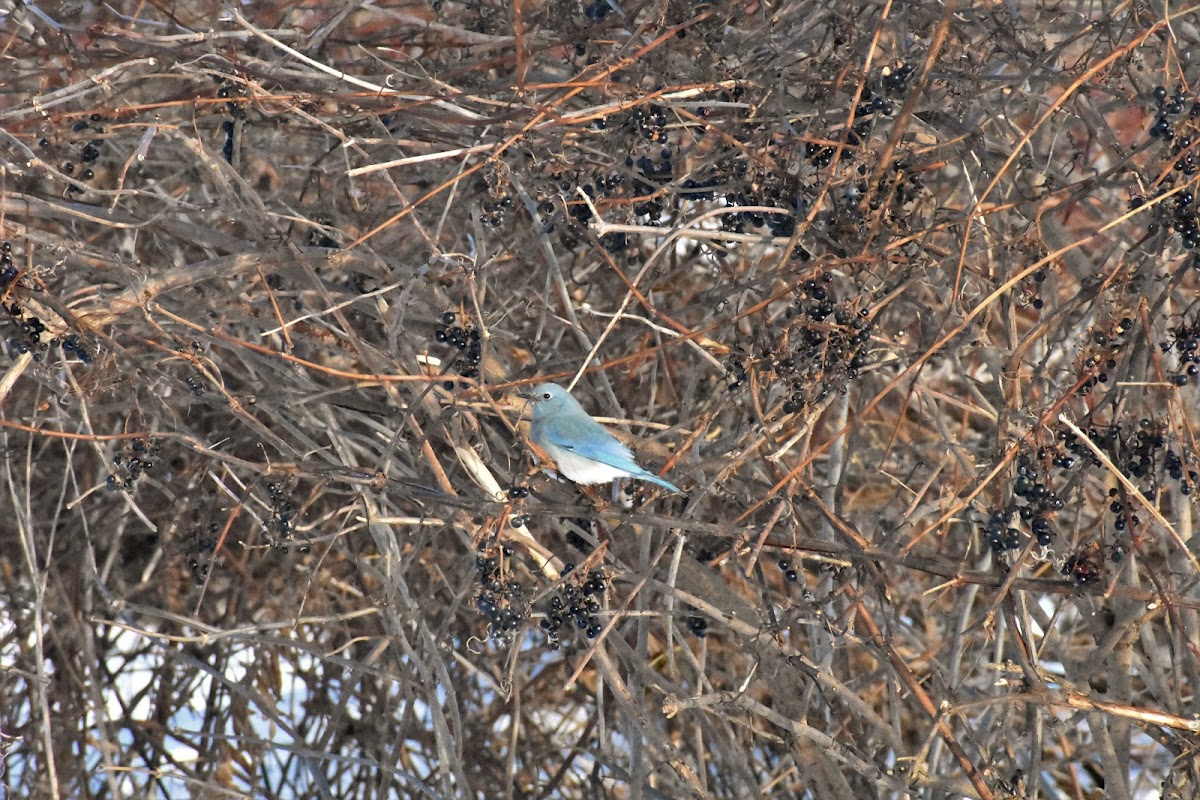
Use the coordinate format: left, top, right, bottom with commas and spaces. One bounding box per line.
545, 444, 629, 485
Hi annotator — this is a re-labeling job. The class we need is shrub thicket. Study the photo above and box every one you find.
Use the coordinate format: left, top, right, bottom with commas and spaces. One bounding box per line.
2, 2, 1200, 798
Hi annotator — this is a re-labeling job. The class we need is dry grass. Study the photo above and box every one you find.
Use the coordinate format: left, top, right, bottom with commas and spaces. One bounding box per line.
2, 1, 1200, 798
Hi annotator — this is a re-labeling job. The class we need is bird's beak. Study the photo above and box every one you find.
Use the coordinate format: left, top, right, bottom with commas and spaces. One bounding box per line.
516, 387, 535, 400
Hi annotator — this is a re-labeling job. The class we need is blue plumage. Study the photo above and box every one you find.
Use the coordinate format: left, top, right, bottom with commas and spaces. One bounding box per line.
519, 383, 682, 494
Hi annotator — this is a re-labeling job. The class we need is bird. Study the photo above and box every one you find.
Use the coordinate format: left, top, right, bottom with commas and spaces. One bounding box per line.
518, 382, 682, 494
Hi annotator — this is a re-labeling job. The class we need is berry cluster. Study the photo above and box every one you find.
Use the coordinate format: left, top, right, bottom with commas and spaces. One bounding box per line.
724, 357, 749, 392
1021, 266, 1050, 310
1124, 420, 1168, 481
1165, 450, 1195, 495
507, 484, 531, 527
265, 481, 307, 552
4, 302, 47, 357
1054, 417, 1194, 542
1062, 543, 1106, 585
1171, 134, 1198, 179
539, 171, 626, 248
624, 163, 672, 224
2, 243, 94, 364
9, 309, 94, 362
982, 507, 1020, 552
107, 439, 159, 492
39, 114, 105, 193
803, 64, 910, 169
61, 334, 93, 364
524, 103, 680, 249
675, 173, 720, 201
1162, 316, 1200, 386
1045, 418, 1195, 544
0, 241, 16, 289
1132, 185, 1200, 251
186, 517, 220, 585
759, 276, 875, 415
533, 86, 879, 266
538, 564, 607, 650
1110, 418, 1197, 498
880, 63, 915, 95
476, 164, 515, 228
982, 448, 1068, 554
575, 171, 624, 207
686, 614, 708, 638
1075, 317, 1134, 394
1147, 85, 1195, 143
806, 141, 846, 171
475, 549, 529, 645
479, 192, 513, 228
1105, 487, 1142, 534
433, 311, 482, 381
628, 103, 669, 143
1054, 426, 1104, 469
1134, 84, 1200, 255
711, 163, 808, 239
626, 148, 677, 220
3, 301, 94, 364
681, 154, 811, 242
1013, 451, 1065, 543
215, 77, 248, 164
856, 93, 896, 121
776, 557, 802, 583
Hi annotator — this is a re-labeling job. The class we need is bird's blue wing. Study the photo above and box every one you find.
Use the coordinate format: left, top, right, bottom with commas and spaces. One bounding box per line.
543, 413, 636, 464
543, 415, 681, 493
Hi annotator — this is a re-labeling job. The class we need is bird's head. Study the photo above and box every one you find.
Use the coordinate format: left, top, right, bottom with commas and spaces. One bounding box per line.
517, 382, 572, 419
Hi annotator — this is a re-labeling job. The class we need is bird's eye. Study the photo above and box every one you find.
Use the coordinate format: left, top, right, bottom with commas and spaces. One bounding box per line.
542, 392, 552, 400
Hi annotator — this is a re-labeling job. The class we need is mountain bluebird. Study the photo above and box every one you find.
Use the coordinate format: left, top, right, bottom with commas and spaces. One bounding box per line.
519, 383, 682, 494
